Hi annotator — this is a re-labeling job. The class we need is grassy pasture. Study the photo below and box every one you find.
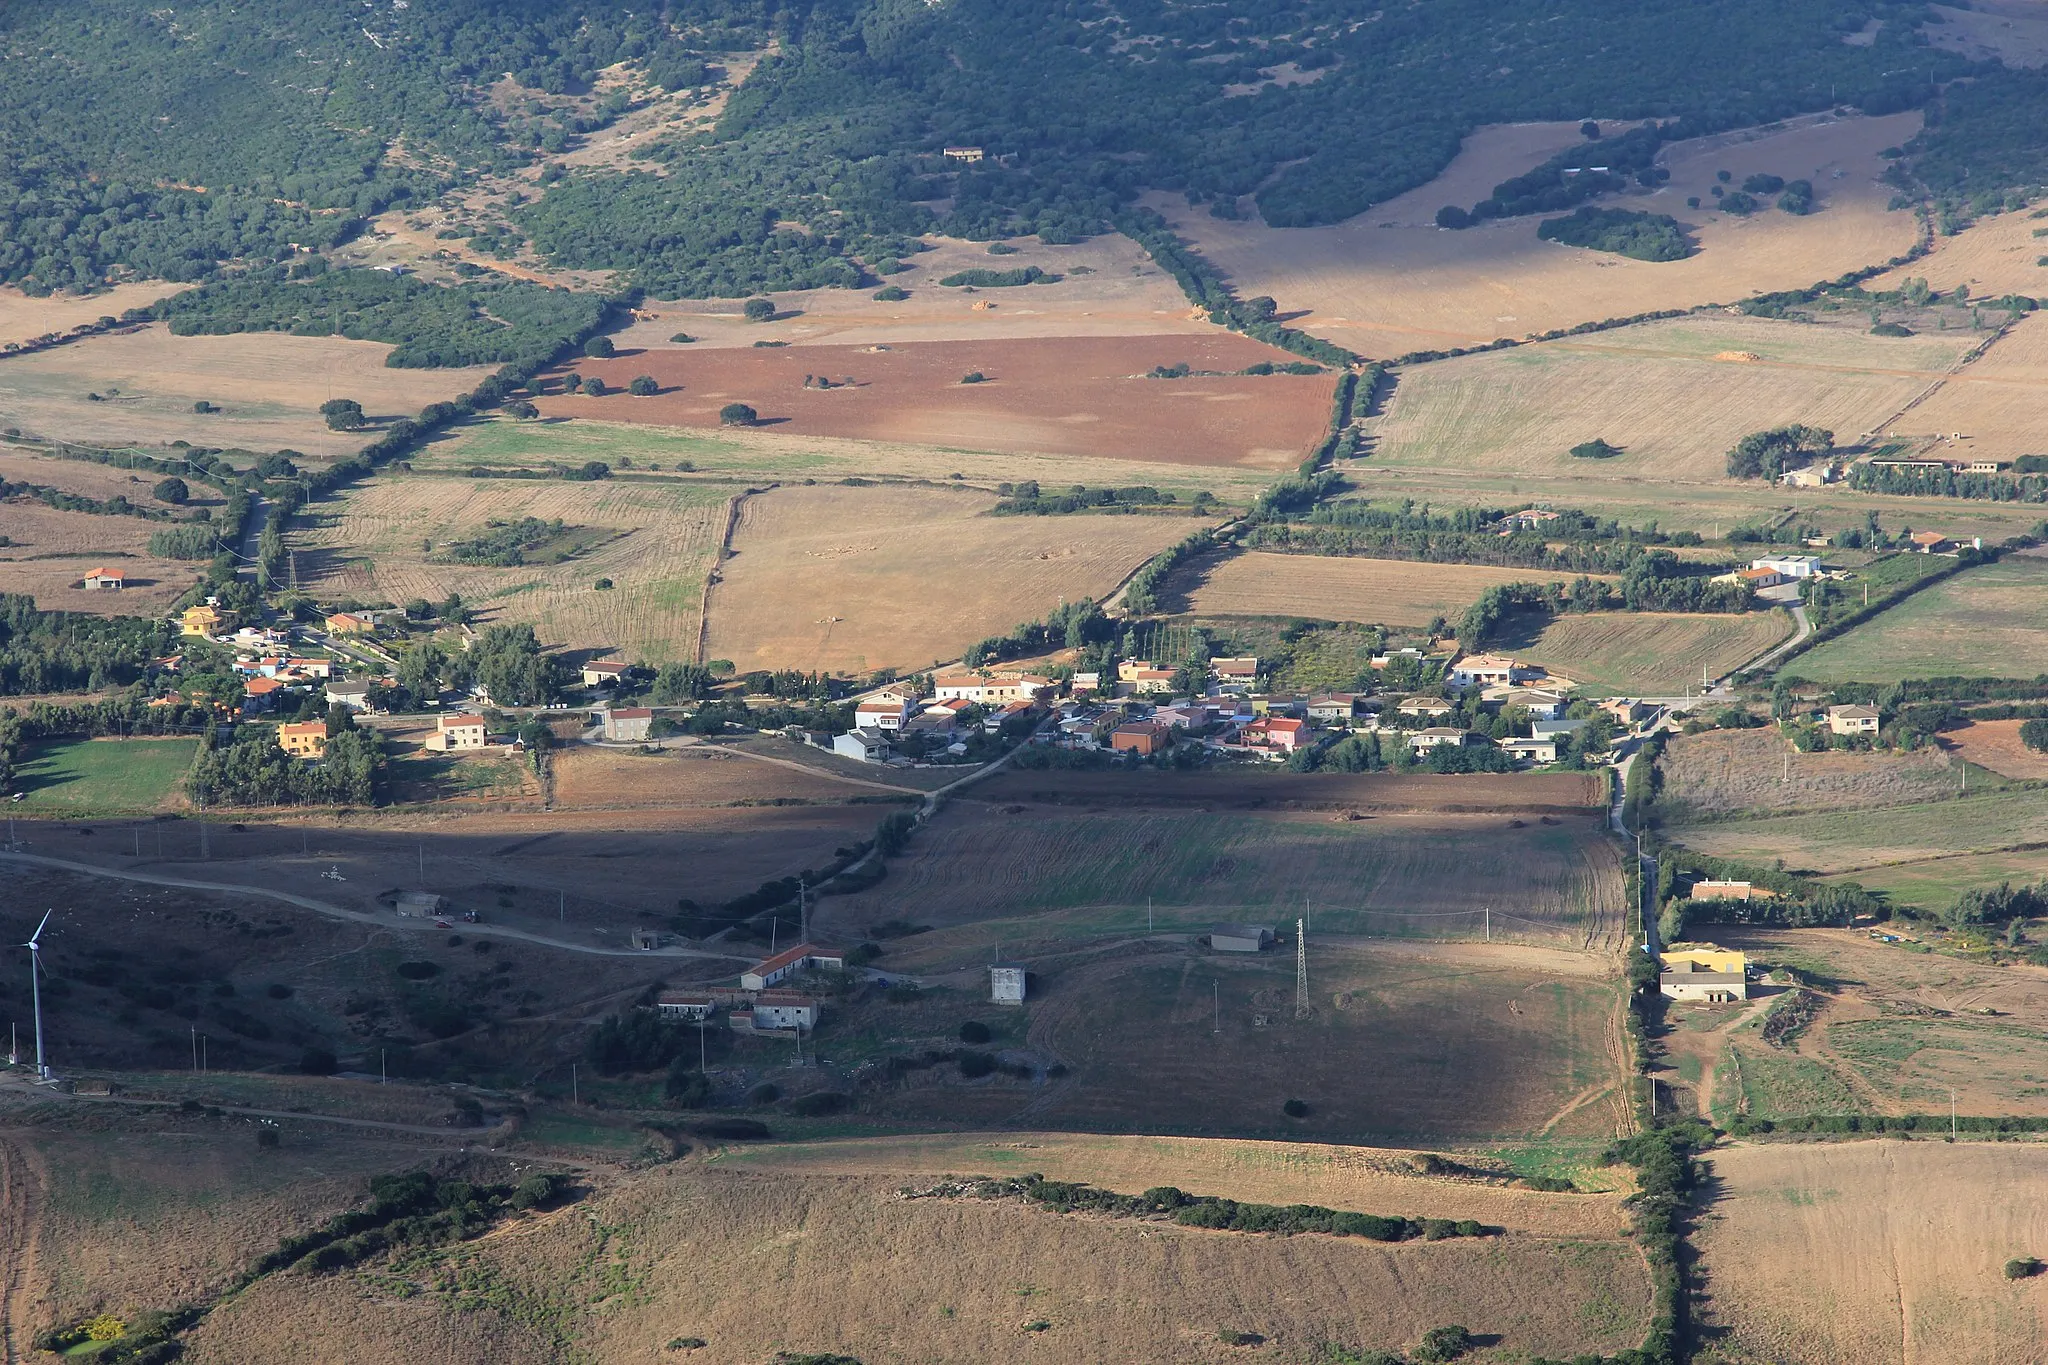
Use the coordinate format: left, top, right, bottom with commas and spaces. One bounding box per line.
1820, 847, 2048, 911
1173, 549, 1598, 626
1366, 316, 1974, 483
10, 736, 195, 812
1663, 786, 2048, 875
1655, 726, 1971, 822
1498, 610, 1793, 694
1789, 556, 2048, 683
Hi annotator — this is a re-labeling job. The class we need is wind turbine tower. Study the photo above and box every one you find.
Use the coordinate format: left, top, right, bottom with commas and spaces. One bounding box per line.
23, 910, 51, 1081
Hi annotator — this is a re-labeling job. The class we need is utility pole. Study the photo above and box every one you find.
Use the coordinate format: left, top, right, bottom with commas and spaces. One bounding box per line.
1213, 980, 1219, 1033
1484, 906, 1492, 943
191, 1026, 198, 1073
699, 1018, 707, 1074
559, 890, 565, 923
571, 1062, 578, 1106
1295, 917, 1309, 1020
417, 841, 424, 883
381, 1048, 387, 1084
1951, 1087, 1957, 1140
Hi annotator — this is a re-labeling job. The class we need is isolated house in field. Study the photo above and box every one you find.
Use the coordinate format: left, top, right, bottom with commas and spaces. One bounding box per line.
426, 713, 489, 751
1909, 531, 1953, 554
740, 991, 819, 1032
276, 720, 328, 758
1209, 923, 1274, 953
740, 943, 845, 992
1827, 704, 1880, 736
990, 962, 1028, 1005
83, 567, 125, 590
1658, 944, 1748, 1003
604, 707, 654, 742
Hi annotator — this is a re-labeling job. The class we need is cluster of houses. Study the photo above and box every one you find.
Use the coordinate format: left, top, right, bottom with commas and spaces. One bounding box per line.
654, 942, 1030, 1039
813, 649, 1651, 770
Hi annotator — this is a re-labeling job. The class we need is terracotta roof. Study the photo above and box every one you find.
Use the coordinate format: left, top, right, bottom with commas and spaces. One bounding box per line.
243, 677, 285, 694
442, 714, 488, 729
747, 942, 833, 977
85, 566, 124, 578
608, 707, 654, 720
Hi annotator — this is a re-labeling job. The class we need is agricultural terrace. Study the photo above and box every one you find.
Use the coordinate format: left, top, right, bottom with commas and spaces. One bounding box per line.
611, 230, 1217, 348
8, 737, 196, 814
1009, 943, 1629, 1141
1495, 610, 1794, 695
1655, 726, 1969, 821
539, 333, 1337, 470
823, 800, 1623, 949
0, 328, 496, 459
1172, 549, 1602, 626
1663, 786, 2048, 876
1155, 111, 1923, 354
172, 1157, 1651, 1364
703, 483, 1204, 674
0, 501, 199, 617
1888, 311, 2048, 466
289, 473, 729, 663
1696, 1144, 2048, 1364
1365, 315, 1974, 482
1939, 718, 2048, 781
427, 413, 1278, 501
1788, 556, 2048, 684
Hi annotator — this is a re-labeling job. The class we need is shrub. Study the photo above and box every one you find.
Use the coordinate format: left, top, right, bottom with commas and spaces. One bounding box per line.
193, 399, 218, 414
256, 1128, 280, 1149
742, 297, 776, 322
1871, 322, 1913, 337
628, 375, 658, 396
594, 577, 614, 590
583, 335, 615, 357
1570, 438, 1622, 459
1414, 1325, 1474, 1363
152, 476, 189, 504
719, 402, 758, 426
1282, 1098, 1309, 1118
667, 1338, 708, 1351
2019, 717, 2048, 753
872, 286, 908, 302
396, 961, 440, 980
581, 377, 604, 396
319, 397, 364, 430
959, 1020, 992, 1044
959, 371, 986, 384
957, 1050, 997, 1078
2006, 1256, 2044, 1279
669, 332, 696, 343
1217, 1329, 1263, 1346
747, 1082, 781, 1105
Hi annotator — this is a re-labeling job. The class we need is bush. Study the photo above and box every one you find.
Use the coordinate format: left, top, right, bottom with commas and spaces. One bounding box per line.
583, 335, 615, 357
719, 402, 758, 426
256, 1128, 280, 1149
1282, 1098, 1309, 1118
1871, 322, 1914, 337
1414, 1325, 1474, 1362
1537, 206, 1689, 262
959, 1020, 992, 1044
2005, 1256, 2043, 1279
957, 1050, 997, 1078
872, 286, 908, 301
319, 397, 365, 430
2019, 717, 2048, 753
628, 375, 657, 396
594, 577, 614, 590
152, 476, 189, 504
960, 371, 986, 384
747, 1082, 781, 1105
742, 297, 776, 322
668, 332, 695, 343
581, 377, 604, 396
1570, 438, 1622, 459
396, 961, 440, 980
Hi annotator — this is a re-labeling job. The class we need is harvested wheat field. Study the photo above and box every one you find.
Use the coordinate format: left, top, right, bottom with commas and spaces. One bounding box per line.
543, 333, 1335, 469
1366, 315, 1974, 481
704, 484, 1203, 673
171, 1158, 1650, 1365
1500, 611, 1793, 694
1940, 717, 2048, 780
823, 801, 1623, 948
1892, 310, 2048, 462
1874, 202, 2048, 299
1655, 727, 1967, 820
1155, 111, 1924, 355
0, 502, 197, 615
291, 474, 728, 662
0, 328, 495, 458
549, 743, 912, 810
0, 281, 190, 348
1695, 1141, 2048, 1365
614, 231, 1219, 349
1175, 549, 1602, 625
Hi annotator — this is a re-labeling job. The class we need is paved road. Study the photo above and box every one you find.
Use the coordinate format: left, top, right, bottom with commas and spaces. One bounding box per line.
0, 850, 753, 963
1736, 602, 1813, 676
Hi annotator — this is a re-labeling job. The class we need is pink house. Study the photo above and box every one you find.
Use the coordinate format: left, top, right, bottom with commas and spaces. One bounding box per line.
1241, 716, 1308, 752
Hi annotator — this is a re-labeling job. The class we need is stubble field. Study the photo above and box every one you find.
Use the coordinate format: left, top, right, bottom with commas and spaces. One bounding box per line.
1173, 549, 1600, 626
1893, 310, 2048, 462
703, 483, 1203, 674
542, 333, 1336, 469
1499, 611, 1794, 694
1695, 1141, 2048, 1364
290, 473, 729, 663
1153, 111, 1924, 355
1871, 202, 2048, 299
1365, 316, 1975, 481
0, 501, 197, 616
1655, 727, 1967, 821
0, 446, 228, 511
0, 328, 495, 458
1787, 556, 2048, 683
0, 281, 189, 347
1664, 786, 2048, 876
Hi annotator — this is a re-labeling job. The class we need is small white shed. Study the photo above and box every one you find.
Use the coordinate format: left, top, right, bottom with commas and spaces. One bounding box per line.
990, 962, 1027, 1005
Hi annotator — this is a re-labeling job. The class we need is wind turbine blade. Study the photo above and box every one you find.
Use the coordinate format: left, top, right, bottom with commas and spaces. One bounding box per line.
28, 909, 51, 945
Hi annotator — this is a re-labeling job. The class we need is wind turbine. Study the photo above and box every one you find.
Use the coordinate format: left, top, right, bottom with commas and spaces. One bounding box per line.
22, 911, 51, 1081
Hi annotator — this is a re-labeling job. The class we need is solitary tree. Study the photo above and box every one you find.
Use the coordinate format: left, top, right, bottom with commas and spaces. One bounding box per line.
320, 398, 366, 431
628, 375, 658, 396
742, 297, 776, 323
507, 399, 539, 419
153, 476, 190, 504
582, 335, 615, 358
719, 402, 758, 426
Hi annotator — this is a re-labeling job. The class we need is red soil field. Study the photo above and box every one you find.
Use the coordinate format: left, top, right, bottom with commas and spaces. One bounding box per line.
535, 334, 1337, 469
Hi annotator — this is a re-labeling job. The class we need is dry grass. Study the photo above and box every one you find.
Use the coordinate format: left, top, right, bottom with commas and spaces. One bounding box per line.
291, 473, 728, 662
1663, 786, 2048, 875
1872, 204, 2048, 299
0, 282, 192, 347
549, 743, 904, 810
1153, 111, 1924, 354
1940, 718, 2048, 780
1926, 0, 2048, 67
546, 333, 1335, 470
1366, 316, 1975, 481
0, 501, 196, 616
1501, 612, 1794, 694
1656, 727, 1967, 820
1893, 311, 2048, 463
1696, 1141, 2048, 1364
703, 484, 1202, 673
1175, 549, 1603, 626
0, 446, 226, 510
972, 766, 1607, 811
0, 328, 495, 459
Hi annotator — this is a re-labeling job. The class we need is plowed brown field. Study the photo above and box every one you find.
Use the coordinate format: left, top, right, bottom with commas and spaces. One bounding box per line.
1940, 717, 2048, 780
538, 333, 1336, 468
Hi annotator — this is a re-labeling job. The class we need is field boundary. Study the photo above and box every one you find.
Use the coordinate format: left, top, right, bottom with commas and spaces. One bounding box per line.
695, 486, 765, 666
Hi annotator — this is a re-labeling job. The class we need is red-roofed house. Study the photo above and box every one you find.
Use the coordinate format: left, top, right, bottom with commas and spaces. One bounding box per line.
1241, 716, 1309, 753
740, 943, 846, 992
426, 713, 489, 751
83, 567, 125, 591
241, 676, 286, 711
1110, 721, 1172, 756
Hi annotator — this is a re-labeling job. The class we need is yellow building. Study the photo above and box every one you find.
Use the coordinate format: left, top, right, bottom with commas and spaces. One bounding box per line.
1658, 943, 1749, 1003
179, 604, 231, 637
277, 720, 328, 758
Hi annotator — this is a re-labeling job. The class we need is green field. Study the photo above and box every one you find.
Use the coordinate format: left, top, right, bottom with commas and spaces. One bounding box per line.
1789, 556, 2048, 683
11, 737, 196, 813
1821, 846, 2048, 910
1499, 610, 1794, 695
1666, 786, 2048, 876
